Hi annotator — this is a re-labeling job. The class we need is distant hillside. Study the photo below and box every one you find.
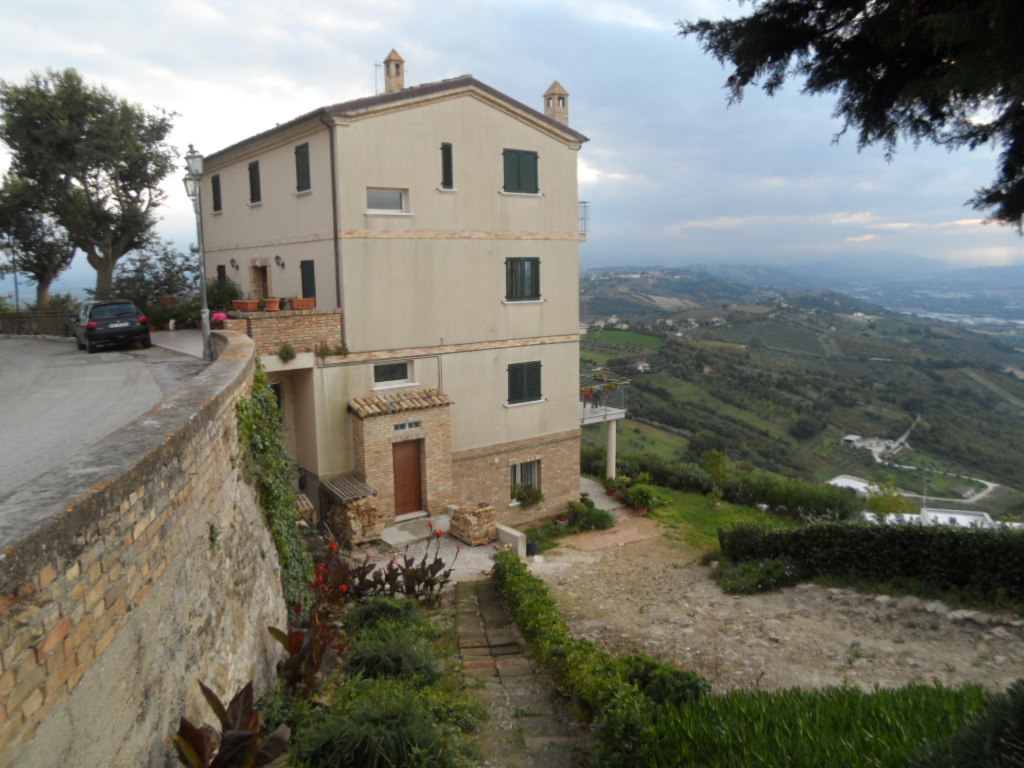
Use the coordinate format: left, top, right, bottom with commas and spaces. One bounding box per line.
580, 295, 1024, 516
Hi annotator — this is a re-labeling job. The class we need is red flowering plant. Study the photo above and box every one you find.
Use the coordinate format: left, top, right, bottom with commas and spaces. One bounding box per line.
384, 526, 461, 607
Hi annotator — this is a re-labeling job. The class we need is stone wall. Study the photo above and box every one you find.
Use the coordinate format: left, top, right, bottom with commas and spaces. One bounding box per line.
223, 307, 343, 357
0, 313, 74, 337
0, 331, 286, 768
451, 428, 580, 528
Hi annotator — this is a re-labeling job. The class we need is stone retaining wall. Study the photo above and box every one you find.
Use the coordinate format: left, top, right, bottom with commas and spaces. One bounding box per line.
0, 331, 286, 768
0, 313, 73, 337
223, 308, 343, 357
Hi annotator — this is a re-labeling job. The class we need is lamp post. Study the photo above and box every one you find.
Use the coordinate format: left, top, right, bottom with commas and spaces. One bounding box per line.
183, 144, 212, 362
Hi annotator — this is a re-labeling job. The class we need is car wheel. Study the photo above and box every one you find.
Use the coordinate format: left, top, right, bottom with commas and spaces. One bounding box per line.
86, 340, 97, 354
76, 336, 85, 350
141, 336, 152, 349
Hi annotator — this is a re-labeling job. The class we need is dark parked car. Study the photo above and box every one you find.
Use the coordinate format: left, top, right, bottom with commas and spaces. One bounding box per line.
74, 300, 152, 353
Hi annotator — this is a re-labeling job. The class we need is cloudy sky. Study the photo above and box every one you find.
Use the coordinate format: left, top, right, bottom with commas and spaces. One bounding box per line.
2, 0, 1023, 297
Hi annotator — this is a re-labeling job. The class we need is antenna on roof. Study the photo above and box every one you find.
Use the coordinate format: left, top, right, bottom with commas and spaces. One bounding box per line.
374, 61, 382, 95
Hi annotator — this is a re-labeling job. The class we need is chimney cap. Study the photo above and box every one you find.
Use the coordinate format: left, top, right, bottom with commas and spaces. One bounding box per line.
385, 49, 405, 63
544, 81, 568, 96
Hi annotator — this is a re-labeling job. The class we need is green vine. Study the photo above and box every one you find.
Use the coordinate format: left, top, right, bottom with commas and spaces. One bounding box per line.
237, 360, 314, 614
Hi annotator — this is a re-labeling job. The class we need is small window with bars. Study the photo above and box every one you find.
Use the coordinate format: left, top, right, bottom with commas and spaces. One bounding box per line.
374, 361, 411, 386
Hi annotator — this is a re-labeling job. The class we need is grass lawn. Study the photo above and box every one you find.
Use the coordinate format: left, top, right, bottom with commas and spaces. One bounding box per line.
650, 488, 800, 551
582, 420, 689, 461
579, 349, 619, 366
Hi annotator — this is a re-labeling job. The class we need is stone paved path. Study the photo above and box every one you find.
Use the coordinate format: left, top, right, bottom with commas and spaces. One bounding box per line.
454, 577, 590, 768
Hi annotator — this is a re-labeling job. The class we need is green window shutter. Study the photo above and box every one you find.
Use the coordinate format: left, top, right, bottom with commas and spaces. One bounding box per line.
211, 174, 222, 212
505, 259, 540, 301
216, 264, 227, 284
300, 260, 316, 298
527, 258, 540, 298
525, 361, 542, 401
519, 151, 539, 194
505, 259, 515, 300
440, 142, 453, 189
295, 143, 311, 192
508, 363, 525, 404
248, 161, 261, 203
503, 149, 520, 192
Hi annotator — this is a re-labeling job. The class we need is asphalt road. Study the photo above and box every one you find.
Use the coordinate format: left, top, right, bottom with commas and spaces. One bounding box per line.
0, 336, 208, 502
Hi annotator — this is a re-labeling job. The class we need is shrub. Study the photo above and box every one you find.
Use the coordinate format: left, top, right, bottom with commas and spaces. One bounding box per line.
258, 684, 323, 736
626, 483, 665, 512
294, 680, 472, 768
719, 522, 1024, 603
345, 625, 439, 682
618, 654, 710, 706
714, 557, 802, 594
277, 342, 297, 363
911, 678, 1024, 768
576, 506, 616, 531
492, 550, 708, 766
511, 483, 545, 508
346, 597, 428, 635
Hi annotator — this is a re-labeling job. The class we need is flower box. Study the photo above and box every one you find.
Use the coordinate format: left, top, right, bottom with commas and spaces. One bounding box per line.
288, 297, 316, 310
263, 298, 281, 311
233, 299, 259, 312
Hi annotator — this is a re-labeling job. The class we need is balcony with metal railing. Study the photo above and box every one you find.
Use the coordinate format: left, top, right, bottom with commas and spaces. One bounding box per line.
579, 374, 628, 426
579, 201, 589, 242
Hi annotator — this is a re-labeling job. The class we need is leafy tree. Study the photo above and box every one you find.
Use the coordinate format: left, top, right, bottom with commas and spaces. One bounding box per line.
789, 414, 826, 440
0, 177, 76, 310
98, 240, 198, 310
0, 68, 177, 296
701, 449, 730, 487
866, 477, 916, 518
679, 0, 1024, 230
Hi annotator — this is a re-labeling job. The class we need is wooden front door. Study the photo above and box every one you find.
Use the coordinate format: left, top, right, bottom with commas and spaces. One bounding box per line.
393, 440, 423, 515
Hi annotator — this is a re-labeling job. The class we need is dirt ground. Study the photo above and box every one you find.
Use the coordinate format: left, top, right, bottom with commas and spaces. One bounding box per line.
530, 534, 1024, 694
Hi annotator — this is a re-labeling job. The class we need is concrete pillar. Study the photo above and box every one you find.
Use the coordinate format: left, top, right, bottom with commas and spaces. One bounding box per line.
606, 420, 617, 479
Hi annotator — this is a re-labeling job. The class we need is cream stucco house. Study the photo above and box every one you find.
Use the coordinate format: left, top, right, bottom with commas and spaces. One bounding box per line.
202, 52, 591, 538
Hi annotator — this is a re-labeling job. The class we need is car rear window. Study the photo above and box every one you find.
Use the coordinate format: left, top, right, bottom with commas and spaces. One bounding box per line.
91, 304, 139, 319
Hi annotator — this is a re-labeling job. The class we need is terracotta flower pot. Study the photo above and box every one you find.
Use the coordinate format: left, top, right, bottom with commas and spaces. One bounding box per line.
233, 299, 259, 312
263, 298, 281, 311
289, 297, 316, 310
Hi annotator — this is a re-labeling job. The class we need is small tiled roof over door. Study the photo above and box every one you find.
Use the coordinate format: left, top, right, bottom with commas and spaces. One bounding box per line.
320, 473, 376, 505
348, 388, 455, 419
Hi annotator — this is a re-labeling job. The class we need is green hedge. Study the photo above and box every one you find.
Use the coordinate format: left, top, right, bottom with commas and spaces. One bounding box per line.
719, 522, 1024, 601
492, 550, 709, 766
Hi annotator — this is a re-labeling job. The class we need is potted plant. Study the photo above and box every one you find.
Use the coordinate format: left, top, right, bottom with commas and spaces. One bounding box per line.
288, 296, 316, 310
233, 298, 259, 312
581, 385, 595, 404
511, 483, 545, 508
626, 483, 662, 515
263, 297, 281, 311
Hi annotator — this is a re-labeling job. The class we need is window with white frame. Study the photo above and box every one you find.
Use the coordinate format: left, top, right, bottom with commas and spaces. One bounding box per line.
366, 188, 407, 212
511, 460, 540, 491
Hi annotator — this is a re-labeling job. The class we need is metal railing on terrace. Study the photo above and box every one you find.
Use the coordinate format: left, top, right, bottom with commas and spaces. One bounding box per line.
578, 201, 589, 242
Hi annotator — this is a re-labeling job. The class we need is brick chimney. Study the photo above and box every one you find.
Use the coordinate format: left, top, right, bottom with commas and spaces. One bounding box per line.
384, 50, 405, 93
544, 81, 569, 126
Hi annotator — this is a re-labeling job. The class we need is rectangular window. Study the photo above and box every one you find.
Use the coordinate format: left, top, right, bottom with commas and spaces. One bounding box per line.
270, 382, 284, 422
211, 174, 222, 212
511, 459, 540, 489
508, 361, 542, 404
366, 188, 405, 211
502, 149, 539, 194
216, 264, 227, 284
248, 161, 261, 203
506, 258, 540, 301
440, 142, 453, 189
295, 143, 311, 192
394, 421, 422, 432
374, 361, 410, 385
300, 260, 316, 299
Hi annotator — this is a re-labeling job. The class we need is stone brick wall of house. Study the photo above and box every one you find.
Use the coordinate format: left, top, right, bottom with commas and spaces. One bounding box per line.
0, 332, 286, 768
451, 429, 581, 529
224, 308, 343, 358
353, 405, 456, 525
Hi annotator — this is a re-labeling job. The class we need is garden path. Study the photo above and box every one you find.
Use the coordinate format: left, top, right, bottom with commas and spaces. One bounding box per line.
454, 577, 589, 768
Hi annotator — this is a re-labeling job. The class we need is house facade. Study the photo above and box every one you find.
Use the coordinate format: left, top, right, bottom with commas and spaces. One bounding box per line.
201, 52, 588, 536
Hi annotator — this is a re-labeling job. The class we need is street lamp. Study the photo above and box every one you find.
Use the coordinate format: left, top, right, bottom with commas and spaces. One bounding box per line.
183, 144, 213, 362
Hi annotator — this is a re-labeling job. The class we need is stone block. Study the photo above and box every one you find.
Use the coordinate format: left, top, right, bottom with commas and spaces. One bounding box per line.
496, 524, 526, 557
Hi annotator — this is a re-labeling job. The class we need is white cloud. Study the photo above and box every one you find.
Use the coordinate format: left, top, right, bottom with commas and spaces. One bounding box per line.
846, 234, 876, 242
578, 157, 632, 187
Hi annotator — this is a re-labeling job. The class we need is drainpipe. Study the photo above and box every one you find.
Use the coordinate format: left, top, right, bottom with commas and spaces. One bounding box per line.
320, 111, 344, 336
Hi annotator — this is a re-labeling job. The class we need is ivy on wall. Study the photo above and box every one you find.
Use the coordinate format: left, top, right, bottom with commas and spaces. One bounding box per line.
237, 360, 314, 613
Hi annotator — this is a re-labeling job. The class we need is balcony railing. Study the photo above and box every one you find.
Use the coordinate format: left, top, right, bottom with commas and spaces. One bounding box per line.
579, 201, 589, 242
579, 373, 628, 424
